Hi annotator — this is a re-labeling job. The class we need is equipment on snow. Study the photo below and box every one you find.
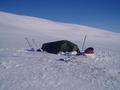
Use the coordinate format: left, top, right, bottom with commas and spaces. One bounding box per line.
25, 36, 95, 58
41, 40, 80, 54
32, 39, 41, 52
25, 37, 35, 51
25, 37, 41, 52
83, 47, 95, 58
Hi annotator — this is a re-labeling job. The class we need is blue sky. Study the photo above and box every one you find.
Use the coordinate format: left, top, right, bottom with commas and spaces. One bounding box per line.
0, 0, 120, 32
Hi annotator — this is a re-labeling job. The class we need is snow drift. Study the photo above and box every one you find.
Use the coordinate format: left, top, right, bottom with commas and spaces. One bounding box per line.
0, 11, 120, 90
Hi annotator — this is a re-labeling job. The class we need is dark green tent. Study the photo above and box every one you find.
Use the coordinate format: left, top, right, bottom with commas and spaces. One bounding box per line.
41, 40, 80, 54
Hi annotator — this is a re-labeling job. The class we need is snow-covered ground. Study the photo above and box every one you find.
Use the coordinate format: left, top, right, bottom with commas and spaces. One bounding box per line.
0, 11, 120, 90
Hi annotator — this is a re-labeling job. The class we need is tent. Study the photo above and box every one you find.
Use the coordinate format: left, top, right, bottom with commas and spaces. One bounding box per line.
41, 40, 80, 54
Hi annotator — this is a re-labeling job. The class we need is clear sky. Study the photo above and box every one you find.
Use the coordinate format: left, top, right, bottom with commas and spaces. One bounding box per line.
0, 0, 120, 32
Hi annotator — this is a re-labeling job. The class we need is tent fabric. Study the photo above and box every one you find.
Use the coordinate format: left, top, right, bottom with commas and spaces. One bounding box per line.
41, 40, 80, 54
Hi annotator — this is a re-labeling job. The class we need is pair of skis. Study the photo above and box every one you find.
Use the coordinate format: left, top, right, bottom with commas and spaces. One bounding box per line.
25, 37, 41, 52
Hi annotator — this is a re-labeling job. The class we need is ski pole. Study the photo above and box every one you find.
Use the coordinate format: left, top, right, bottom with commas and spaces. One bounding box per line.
81, 35, 87, 52
25, 37, 34, 50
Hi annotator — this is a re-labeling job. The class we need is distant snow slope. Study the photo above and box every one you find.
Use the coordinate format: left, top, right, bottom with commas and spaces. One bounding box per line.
0, 11, 120, 90
0, 11, 120, 50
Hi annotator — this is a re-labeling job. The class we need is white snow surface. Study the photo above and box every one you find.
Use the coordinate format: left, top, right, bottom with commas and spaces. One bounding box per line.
0, 11, 120, 90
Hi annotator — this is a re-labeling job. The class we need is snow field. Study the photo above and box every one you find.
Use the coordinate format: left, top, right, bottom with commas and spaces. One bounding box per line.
0, 48, 120, 90
0, 11, 120, 90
